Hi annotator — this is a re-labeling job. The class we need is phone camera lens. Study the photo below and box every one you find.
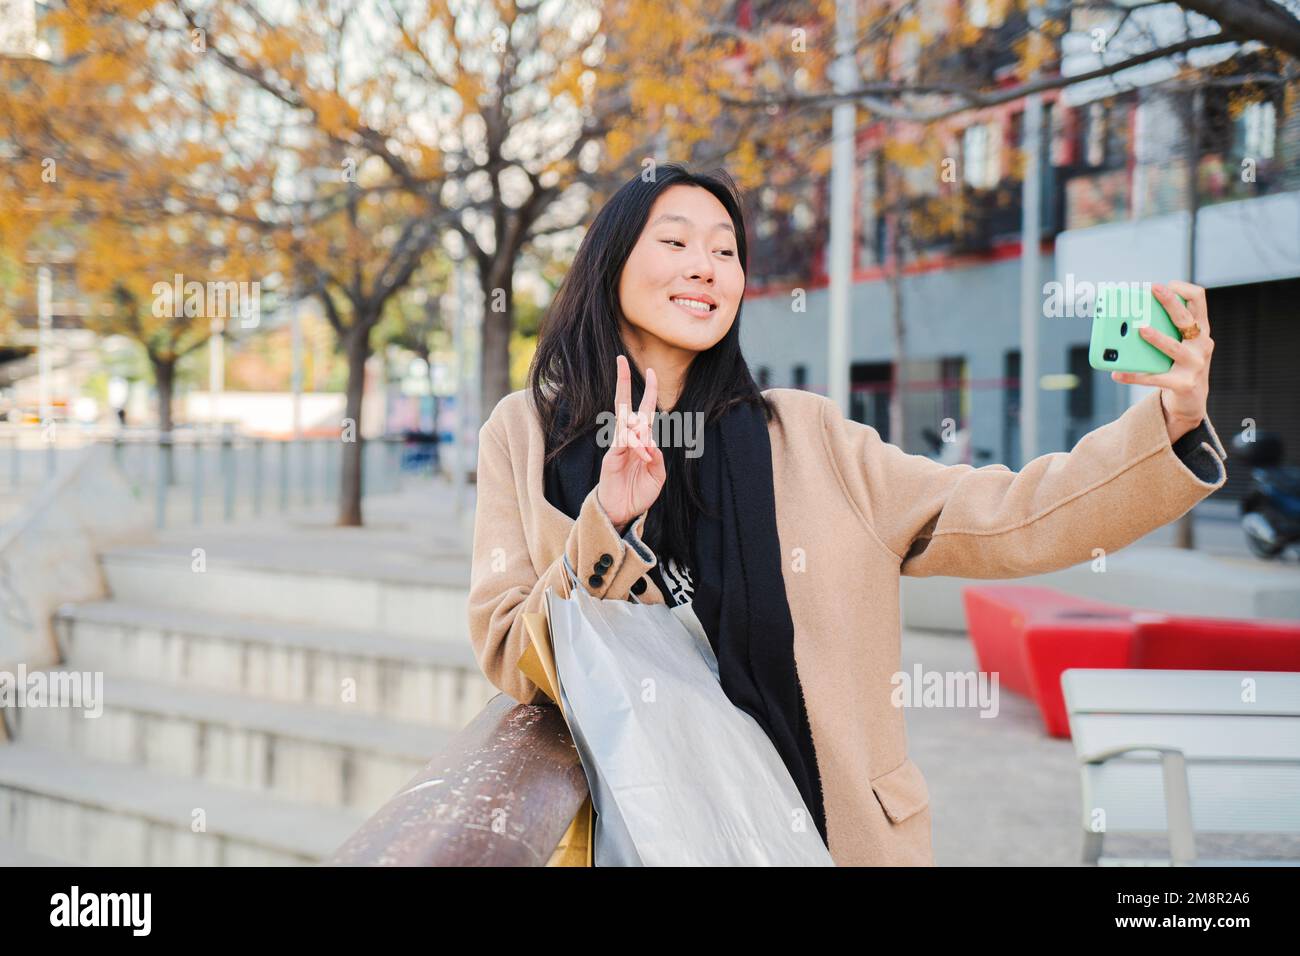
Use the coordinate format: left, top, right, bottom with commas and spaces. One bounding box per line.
1119, 321, 1128, 336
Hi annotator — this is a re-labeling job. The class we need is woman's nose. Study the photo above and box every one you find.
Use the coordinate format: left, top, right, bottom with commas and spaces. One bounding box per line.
685, 246, 715, 283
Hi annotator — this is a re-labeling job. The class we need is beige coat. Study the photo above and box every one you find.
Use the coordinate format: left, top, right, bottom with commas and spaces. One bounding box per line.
467, 385, 1229, 866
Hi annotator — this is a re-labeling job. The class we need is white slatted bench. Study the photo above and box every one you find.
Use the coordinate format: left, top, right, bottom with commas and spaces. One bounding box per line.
1062, 669, 1300, 866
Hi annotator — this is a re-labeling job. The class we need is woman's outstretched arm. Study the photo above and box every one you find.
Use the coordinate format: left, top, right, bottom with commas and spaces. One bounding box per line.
820, 387, 1228, 579
823, 280, 1227, 579
466, 414, 655, 705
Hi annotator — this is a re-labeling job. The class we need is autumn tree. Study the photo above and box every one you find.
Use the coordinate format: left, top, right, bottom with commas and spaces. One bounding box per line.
0, 0, 259, 433
157, 0, 454, 524
323, 0, 839, 416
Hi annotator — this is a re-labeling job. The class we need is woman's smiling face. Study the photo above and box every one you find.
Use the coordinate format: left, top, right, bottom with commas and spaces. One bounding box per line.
617, 184, 745, 356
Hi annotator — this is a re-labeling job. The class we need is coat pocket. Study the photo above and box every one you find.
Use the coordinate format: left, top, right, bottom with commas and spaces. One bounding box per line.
869, 757, 930, 824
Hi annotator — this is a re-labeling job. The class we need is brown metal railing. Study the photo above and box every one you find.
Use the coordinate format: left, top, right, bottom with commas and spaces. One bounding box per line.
328, 694, 588, 867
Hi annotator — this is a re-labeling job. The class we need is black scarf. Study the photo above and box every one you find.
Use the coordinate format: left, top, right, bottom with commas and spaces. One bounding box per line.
543, 396, 829, 848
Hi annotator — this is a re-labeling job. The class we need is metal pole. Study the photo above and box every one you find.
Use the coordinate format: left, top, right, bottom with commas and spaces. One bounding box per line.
191, 440, 204, 526
209, 317, 225, 433
387, 436, 400, 493
252, 438, 264, 516
826, 0, 856, 414
1174, 84, 1205, 552
453, 255, 469, 518
37, 264, 55, 476
302, 438, 313, 507
1018, 91, 1043, 464
325, 439, 338, 500
279, 440, 289, 513
155, 436, 169, 529
291, 300, 303, 441
1018, 4, 1046, 464
37, 265, 53, 432
221, 436, 235, 522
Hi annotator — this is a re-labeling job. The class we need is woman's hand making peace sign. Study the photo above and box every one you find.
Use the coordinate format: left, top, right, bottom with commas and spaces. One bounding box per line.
597, 355, 667, 529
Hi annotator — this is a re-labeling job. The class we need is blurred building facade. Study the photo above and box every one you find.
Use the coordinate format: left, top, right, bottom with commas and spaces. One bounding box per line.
738, 2, 1300, 499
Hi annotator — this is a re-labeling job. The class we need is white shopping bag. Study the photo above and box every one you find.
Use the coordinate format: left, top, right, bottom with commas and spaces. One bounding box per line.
544, 555, 835, 867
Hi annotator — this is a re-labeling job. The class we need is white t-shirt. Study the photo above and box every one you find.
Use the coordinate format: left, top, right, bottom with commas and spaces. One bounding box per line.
658, 556, 696, 607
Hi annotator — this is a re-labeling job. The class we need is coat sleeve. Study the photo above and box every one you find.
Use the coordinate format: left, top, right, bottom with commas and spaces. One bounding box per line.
466, 417, 657, 705
819, 388, 1228, 579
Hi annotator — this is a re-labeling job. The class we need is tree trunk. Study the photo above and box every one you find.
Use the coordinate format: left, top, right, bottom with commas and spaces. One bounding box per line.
421, 346, 437, 401
152, 354, 176, 485
479, 257, 514, 426
152, 356, 176, 433
338, 322, 373, 527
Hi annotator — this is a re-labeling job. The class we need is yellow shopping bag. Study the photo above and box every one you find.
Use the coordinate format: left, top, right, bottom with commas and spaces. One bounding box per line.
520, 610, 594, 868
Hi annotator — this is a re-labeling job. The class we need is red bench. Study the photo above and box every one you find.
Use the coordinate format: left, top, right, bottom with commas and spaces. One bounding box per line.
961, 586, 1300, 738
1131, 615, 1300, 671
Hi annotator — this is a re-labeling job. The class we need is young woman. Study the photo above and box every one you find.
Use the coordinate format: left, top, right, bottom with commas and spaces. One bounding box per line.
467, 164, 1228, 866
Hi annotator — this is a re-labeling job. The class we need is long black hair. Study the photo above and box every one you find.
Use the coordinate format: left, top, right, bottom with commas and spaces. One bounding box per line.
528, 163, 777, 571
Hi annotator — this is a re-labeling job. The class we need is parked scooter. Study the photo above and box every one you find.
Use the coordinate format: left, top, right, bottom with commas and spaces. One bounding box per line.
1230, 430, 1300, 560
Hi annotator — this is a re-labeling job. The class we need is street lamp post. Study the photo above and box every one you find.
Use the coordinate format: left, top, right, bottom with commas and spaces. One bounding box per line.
37, 264, 54, 476
826, 0, 857, 414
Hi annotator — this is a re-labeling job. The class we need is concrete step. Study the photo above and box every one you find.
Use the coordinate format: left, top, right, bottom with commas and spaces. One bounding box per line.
0, 834, 75, 866
0, 743, 365, 865
55, 600, 496, 727
100, 539, 470, 642
10, 670, 448, 812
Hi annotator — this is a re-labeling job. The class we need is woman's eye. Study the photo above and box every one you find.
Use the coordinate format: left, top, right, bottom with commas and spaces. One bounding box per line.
660, 239, 685, 248
716, 249, 736, 257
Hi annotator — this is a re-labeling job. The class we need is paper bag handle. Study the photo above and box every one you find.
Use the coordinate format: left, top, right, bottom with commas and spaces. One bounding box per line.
559, 550, 579, 600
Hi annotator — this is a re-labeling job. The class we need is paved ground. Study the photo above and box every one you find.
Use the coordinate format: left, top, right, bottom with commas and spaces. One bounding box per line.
903, 627, 1300, 866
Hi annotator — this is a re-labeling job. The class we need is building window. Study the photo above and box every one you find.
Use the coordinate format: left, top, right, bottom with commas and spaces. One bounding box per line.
1067, 346, 1094, 421
1003, 350, 1021, 468
859, 153, 880, 265
1085, 102, 1107, 167
850, 362, 892, 433
963, 122, 1000, 189
1066, 345, 1096, 447
1241, 100, 1276, 160
792, 365, 807, 390
939, 356, 967, 430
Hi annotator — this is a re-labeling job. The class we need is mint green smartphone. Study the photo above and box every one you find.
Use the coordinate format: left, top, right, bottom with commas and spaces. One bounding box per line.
1088, 285, 1185, 374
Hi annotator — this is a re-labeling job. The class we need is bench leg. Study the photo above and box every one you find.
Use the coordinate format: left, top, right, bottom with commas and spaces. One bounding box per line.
1082, 829, 1104, 865
1161, 751, 1197, 866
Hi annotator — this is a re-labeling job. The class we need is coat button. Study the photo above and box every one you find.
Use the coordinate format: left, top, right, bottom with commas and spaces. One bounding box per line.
596, 553, 613, 571
588, 573, 605, 589
630, 577, 647, 596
